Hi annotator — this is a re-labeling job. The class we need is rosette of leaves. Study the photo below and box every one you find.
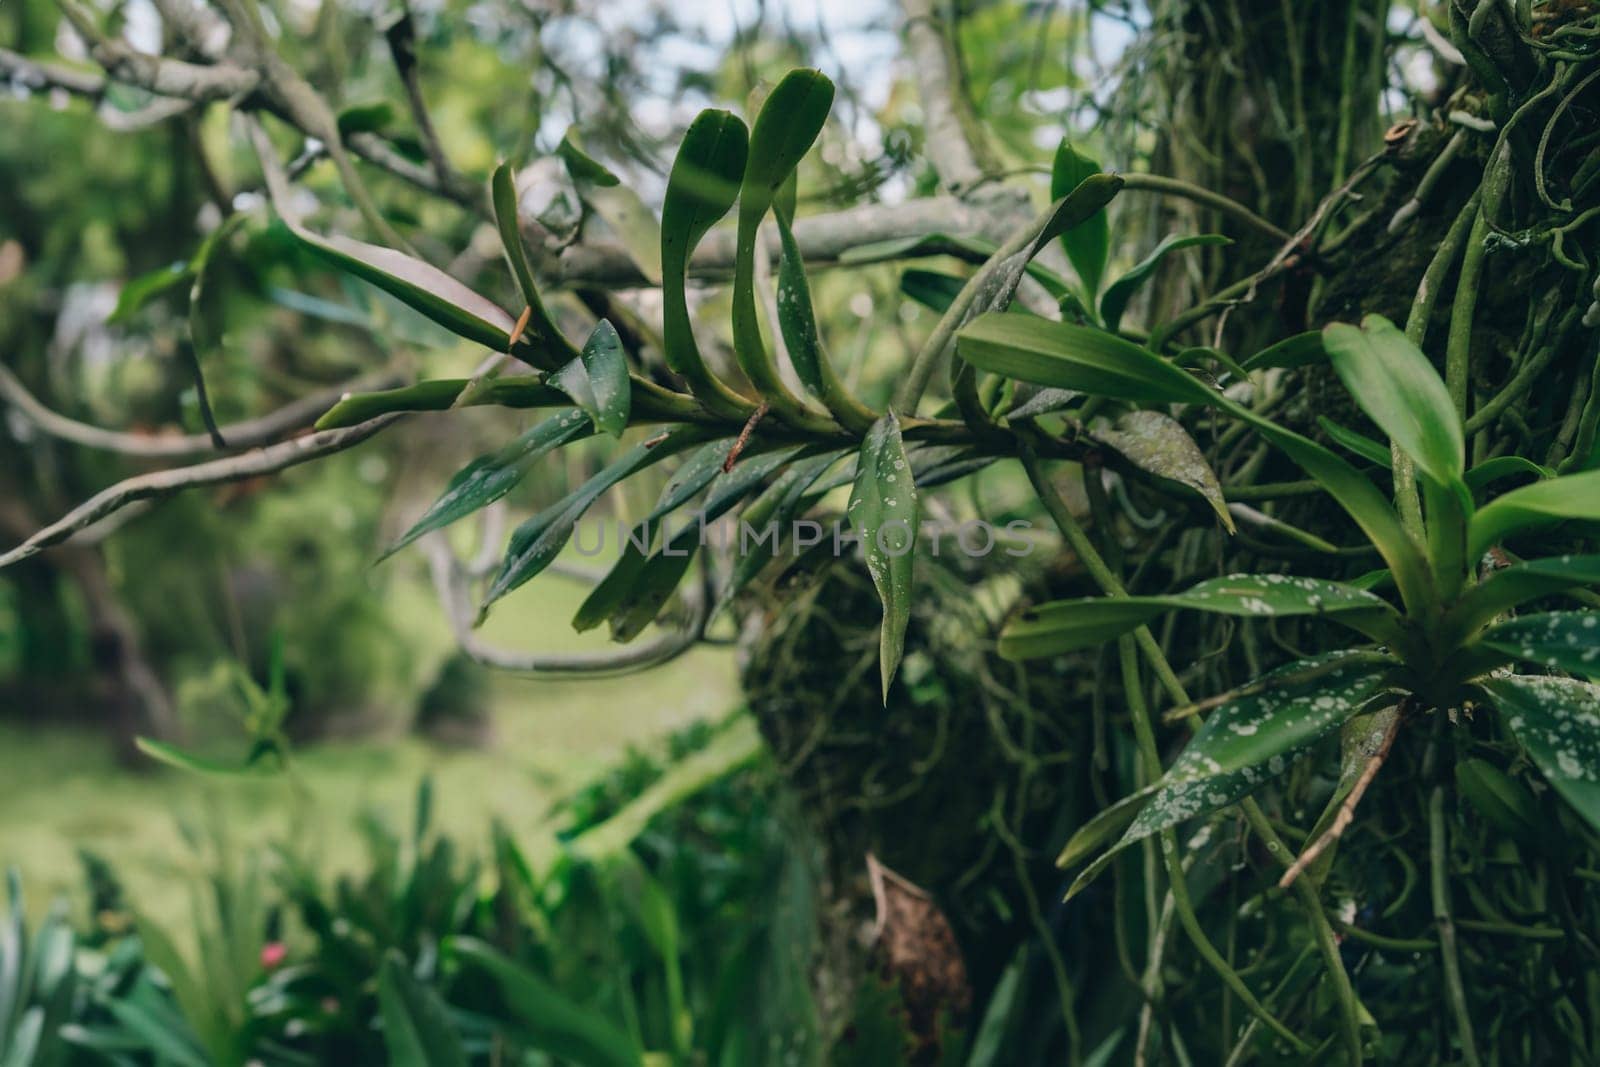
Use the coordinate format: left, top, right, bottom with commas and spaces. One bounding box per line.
955, 309, 1600, 893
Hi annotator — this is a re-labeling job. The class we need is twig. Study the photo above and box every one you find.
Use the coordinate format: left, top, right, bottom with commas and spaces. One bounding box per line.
0, 363, 404, 459
1279, 708, 1402, 889
0, 416, 401, 568
722, 402, 769, 472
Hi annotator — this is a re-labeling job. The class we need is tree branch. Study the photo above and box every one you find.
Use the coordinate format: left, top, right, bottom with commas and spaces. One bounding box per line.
0, 415, 400, 568
900, 0, 991, 193
0, 363, 405, 459
554, 189, 1029, 288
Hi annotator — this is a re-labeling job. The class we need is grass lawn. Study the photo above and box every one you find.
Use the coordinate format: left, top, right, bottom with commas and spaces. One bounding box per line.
0, 561, 739, 927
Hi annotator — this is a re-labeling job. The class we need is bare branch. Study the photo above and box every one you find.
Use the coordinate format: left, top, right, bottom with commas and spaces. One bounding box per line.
554, 190, 1029, 288
0, 364, 405, 459
900, 0, 991, 193
0, 416, 400, 568
0, 47, 106, 96
56, 0, 260, 101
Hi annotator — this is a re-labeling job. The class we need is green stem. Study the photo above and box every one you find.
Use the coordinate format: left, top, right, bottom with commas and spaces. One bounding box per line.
1430, 779, 1482, 1067
1118, 172, 1293, 246
1025, 452, 1362, 1058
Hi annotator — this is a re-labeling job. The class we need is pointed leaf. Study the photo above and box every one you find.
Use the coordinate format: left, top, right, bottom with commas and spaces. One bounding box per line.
1317, 417, 1392, 468
1321, 314, 1464, 492
449, 937, 641, 1067
1481, 612, 1600, 676
315, 376, 567, 429
1050, 140, 1110, 299
847, 413, 919, 701
1100, 234, 1229, 331
957, 315, 1216, 406
284, 221, 515, 351
1068, 652, 1394, 896
378, 951, 468, 1067
1241, 331, 1324, 371
1001, 575, 1399, 660
110, 261, 193, 324
1468, 470, 1600, 560
187, 213, 252, 448
491, 162, 577, 369
774, 201, 876, 431
1482, 675, 1600, 835
483, 427, 714, 613
732, 69, 835, 418
1464, 455, 1554, 494
549, 320, 631, 437
1450, 554, 1600, 635
558, 131, 662, 283
385, 409, 593, 558
1094, 410, 1233, 531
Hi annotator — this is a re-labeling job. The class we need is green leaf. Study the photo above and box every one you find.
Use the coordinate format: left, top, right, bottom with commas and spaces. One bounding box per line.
314, 376, 568, 429
549, 320, 631, 437
558, 131, 662, 284
187, 214, 253, 448
1067, 652, 1395, 896
1321, 314, 1465, 493
1482, 675, 1600, 836
1001, 575, 1399, 660
555, 128, 622, 186
847, 413, 919, 701
1448, 554, 1600, 636
711, 450, 846, 618
385, 409, 592, 558
958, 316, 1429, 609
899, 269, 982, 315
110, 261, 191, 324
1099, 234, 1229, 332
336, 101, 394, 136
1468, 470, 1600, 560
732, 69, 835, 423
483, 426, 714, 614
774, 198, 877, 432
1241, 331, 1324, 372
1317, 417, 1392, 468
490, 161, 578, 369
1456, 757, 1541, 839
1093, 409, 1234, 532
1465, 455, 1554, 494
377, 951, 468, 1067
659, 109, 753, 419
957, 314, 1217, 406
1050, 140, 1110, 299
283, 220, 516, 352
1481, 612, 1600, 676
135, 737, 281, 776
449, 937, 642, 1067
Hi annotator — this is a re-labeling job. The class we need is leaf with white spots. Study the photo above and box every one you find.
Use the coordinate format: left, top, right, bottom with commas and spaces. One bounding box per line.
1450, 554, 1600, 635
1481, 612, 1600, 677
1482, 674, 1600, 835
548, 320, 631, 437
1000, 574, 1401, 660
1065, 651, 1395, 898
1093, 410, 1234, 532
848, 413, 919, 701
